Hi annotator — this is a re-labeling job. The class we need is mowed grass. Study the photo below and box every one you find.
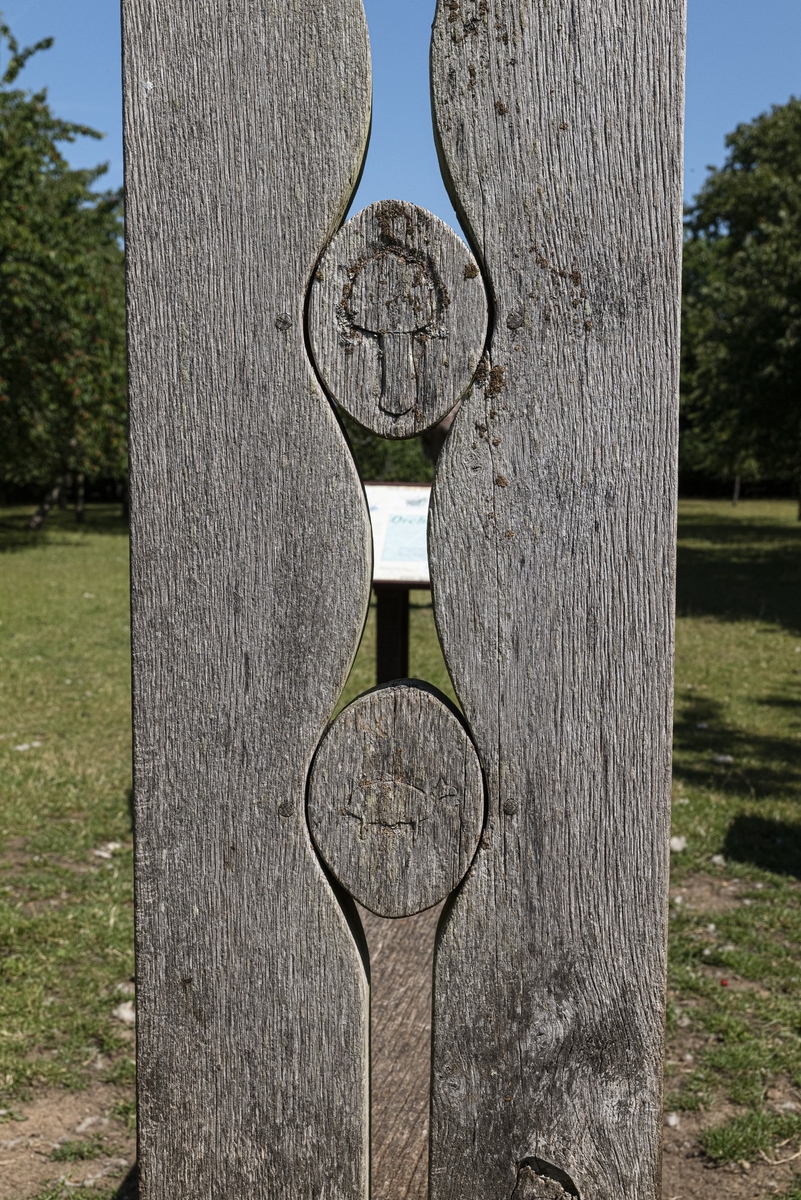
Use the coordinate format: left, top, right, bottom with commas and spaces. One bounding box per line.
2, 498, 801, 1180
666, 500, 801, 1167
338, 588, 454, 711
0, 506, 135, 1105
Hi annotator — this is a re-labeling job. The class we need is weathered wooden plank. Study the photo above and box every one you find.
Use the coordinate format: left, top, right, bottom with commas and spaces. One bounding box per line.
122, 2, 372, 1196
308, 681, 484, 918
358, 902, 442, 1200
428, 1, 685, 1197
309, 200, 487, 439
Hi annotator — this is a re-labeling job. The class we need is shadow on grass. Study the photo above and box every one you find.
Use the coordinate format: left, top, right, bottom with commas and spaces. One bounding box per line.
760, 694, 801, 711
673, 693, 801, 800
723, 815, 801, 879
677, 510, 801, 635
0, 506, 128, 553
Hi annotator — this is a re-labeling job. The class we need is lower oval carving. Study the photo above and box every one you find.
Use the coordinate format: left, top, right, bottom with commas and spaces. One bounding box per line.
307, 680, 484, 918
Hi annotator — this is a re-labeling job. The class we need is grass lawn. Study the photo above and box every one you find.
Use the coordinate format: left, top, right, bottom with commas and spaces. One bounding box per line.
666, 501, 801, 1185
1, 498, 801, 1197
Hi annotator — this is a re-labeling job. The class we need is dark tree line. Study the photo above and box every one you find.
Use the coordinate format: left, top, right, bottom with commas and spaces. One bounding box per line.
0, 20, 126, 524
681, 97, 801, 511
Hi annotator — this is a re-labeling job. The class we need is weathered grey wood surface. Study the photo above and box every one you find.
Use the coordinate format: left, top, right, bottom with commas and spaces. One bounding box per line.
428, 1, 685, 1197
359, 902, 442, 1200
308, 681, 484, 918
122, 2, 372, 1196
309, 200, 487, 439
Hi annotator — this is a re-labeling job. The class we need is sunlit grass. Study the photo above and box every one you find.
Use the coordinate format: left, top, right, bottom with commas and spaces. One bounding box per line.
338, 588, 455, 712
0, 506, 134, 1102
2, 498, 801, 1172
666, 500, 801, 1152
701, 1109, 801, 1164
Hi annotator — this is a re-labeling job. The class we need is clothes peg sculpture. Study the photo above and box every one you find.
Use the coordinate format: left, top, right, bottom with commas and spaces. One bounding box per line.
123, 1, 685, 1197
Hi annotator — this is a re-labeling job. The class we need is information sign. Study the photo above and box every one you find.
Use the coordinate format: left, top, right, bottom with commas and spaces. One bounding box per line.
365, 484, 431, 586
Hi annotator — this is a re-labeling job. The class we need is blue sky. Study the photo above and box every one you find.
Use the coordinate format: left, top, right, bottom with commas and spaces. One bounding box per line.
0, 0, 799, 230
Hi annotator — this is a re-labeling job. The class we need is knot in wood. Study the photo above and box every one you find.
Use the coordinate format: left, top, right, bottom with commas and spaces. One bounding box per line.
308, 200, 488, 439
512, 1162, 580, 1200
307, 681, 484, 917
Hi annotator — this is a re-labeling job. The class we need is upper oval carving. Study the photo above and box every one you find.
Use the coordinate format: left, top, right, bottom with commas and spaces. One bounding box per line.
308, 200, 488, 439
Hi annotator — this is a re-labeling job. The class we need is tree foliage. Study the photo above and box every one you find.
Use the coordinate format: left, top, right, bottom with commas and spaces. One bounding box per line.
0, 20, 127, 491
681, 99, 801, 491
340, 411, 434, 483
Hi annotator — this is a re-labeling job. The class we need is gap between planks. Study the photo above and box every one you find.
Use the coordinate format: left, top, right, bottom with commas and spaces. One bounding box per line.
357, 901, 444, 1200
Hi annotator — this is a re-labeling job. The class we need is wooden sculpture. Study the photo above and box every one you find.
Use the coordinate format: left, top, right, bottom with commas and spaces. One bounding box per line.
122, 1, 685, 1196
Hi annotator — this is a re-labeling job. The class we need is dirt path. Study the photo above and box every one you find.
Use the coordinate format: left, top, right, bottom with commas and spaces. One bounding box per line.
663, 1108, 798, 1199
5, 878, 798, 1200
1, 1083, 134, 1200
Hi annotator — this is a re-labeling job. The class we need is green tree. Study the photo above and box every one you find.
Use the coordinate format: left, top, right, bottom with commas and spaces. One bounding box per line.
0, 19, 127, 515
340, 411, 434, 483
681, 98, 801, 510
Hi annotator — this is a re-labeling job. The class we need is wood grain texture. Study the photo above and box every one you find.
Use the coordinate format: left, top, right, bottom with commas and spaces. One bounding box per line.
428, 1, 685, 1197
308, 682, 484, 918
358, 902, 443, 1200
122, 2, 372, 1196
309, 200, 487, 438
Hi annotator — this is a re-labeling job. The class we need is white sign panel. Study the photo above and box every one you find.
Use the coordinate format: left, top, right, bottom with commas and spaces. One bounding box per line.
365, 484, 431, 586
